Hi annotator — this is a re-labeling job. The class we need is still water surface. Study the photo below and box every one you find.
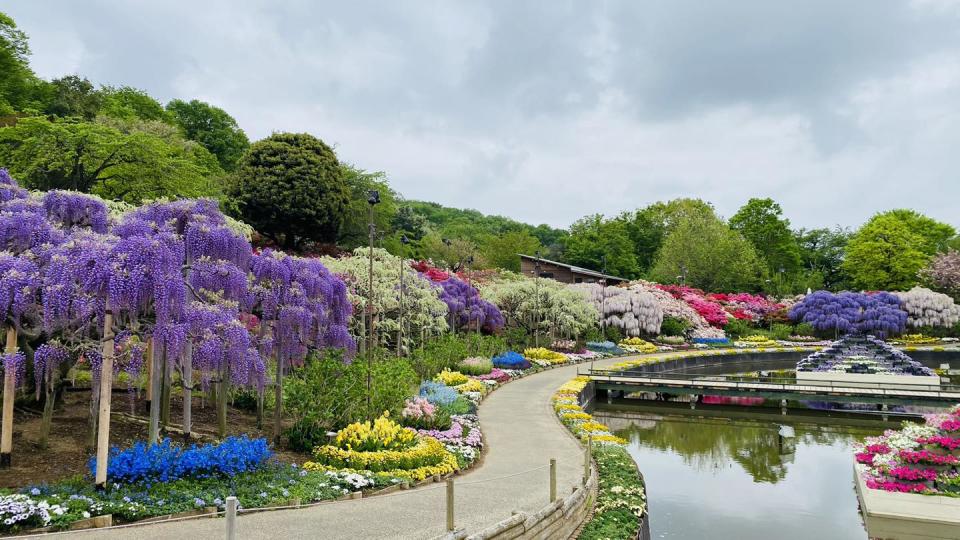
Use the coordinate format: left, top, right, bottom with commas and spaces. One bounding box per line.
596, 407, 887, 540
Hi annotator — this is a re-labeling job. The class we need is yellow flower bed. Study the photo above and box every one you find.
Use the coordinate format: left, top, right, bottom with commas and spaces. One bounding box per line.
434, 369, 469, 386
552, 377, 626, 445
453, 379, 487, 394
618, 337, 658, 354
523, 347, 568, 364
892, 334, 939, 344
307, 435, 458, 480
334, 412, 416, 452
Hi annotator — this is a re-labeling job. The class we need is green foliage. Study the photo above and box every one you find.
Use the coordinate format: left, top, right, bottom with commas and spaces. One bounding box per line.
770, 323, 792, 340
619, 198, 715, 274
439, 395, 474, 416
0, 117, 223, 203
881, 209, 956, 255
99, 86, 170, 122
578, 445, 646, 540
336, 164, 399, 250
232, 132, 349, 249
392, 205, 428, 241
843, 212, 934, 290
284, 349, 418, 451
794, 322, 816, 337
407, 334, 506, 381
480, 230, 542, 272
723, 319, 752, 338
44, 76, 102, 120
0, 12, 46, 115
649, 211, 764, 291
603, 325, 623, 343
419, 232, 480, 271
729, 198, 802, 275
562, 214, 638, 278
166, 99, 249, 171
659, 316, 690, 337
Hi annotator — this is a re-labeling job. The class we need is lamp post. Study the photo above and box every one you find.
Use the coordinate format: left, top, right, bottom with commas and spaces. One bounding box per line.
596, 255, 607, 373
777, 267, 785, 297
366, 190, 380, 420
534, 250, 541, 348
678, 264, 687, 287
398, 235, 409, 358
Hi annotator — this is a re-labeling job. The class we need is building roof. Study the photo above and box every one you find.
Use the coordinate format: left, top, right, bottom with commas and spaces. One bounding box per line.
517, 254, 628, 282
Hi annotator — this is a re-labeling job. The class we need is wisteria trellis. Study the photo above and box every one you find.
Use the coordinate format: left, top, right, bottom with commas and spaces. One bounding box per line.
0, 169, 355, 480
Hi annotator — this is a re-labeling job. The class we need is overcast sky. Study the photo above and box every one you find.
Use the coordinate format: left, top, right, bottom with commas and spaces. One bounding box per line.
6, 1, 960, 230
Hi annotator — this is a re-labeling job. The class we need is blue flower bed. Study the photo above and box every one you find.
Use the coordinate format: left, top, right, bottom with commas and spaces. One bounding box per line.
88, 436, 272, 485
586, 341, 624, 355
418, 381, 460, 406
492, 351, 530, 370
692, 337, 730, 345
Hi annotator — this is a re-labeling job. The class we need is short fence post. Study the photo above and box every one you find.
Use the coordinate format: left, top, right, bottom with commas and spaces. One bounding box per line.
550, 458, 557, 502
225, 496, 238, 540
583, 434, 592, 485
446, 479, 454, 531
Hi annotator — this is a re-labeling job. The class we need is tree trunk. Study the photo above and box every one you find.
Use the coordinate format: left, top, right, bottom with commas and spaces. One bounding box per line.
1, 327, 17, 468
38, 376, 57, 448
94, 306, 115, 488
256, 386, 264, 430
217, 365, 229, 439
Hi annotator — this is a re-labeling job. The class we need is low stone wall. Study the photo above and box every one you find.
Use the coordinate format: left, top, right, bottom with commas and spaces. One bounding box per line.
437, 466, 598, 540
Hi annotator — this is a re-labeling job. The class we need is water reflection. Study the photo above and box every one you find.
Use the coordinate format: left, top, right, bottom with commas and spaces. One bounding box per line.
596, 409, 885, 540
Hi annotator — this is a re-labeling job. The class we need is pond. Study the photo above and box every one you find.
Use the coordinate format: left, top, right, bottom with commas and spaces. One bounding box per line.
594, 405, 890, 540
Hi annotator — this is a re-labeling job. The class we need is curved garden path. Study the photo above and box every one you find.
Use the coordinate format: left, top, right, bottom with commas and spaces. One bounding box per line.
73, 355, 640, 540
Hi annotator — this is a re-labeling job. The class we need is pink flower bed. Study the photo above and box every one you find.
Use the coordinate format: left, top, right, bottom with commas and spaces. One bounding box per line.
475, 368, 511, 384
856, 404, 960, 495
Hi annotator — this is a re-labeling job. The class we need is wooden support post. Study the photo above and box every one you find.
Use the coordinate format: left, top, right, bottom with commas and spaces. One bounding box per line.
182, 343, 192, 442
144, 338, 153, 406
445, 479, 454, 531
225, 496, 238, 540
160, 351, 171, 429
148, 339, 162, 445
583, 434, 592, 485
95, 307, 115, 488
1, 327, 17, 468
550, 458, 557, 502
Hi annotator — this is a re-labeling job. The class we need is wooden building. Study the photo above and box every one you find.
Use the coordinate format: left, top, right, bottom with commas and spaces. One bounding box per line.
517, 254, 627, 285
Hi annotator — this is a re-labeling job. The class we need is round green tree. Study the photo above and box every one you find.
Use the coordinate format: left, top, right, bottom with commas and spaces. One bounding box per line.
232, 132, 349, 249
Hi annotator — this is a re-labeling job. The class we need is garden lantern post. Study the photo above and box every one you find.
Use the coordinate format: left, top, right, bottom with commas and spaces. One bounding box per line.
398, 235, 409, 357
367, 190, 380, 420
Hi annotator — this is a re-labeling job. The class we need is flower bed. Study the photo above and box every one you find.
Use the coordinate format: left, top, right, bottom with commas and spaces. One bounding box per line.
618, 337, 657, 354
856, 404, 960, 496
304, 413, 459, 482
522, 347, 568, 366
552, 376, 645, 539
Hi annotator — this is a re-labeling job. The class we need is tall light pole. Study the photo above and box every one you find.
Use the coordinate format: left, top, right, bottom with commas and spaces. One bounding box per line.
596, 255, 607, 373
678, 264, 687, 287
366, 190, 380, 420
534, 250, 541, 348
398, 235, 409, 358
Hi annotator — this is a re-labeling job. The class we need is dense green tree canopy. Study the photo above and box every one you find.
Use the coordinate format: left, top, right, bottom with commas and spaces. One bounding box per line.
619, 198, 715, 274
729, 197, 802, 275
99, 86, 171, 122
45, 75, 102, 120
649, 212, 764, 291
878, 209, 955, 255
562, 214, 638, 278
843, 212, 933, 290
231, 132, 349, 249
166, 99, 249, 170
480, 230, 542, 272
0, 116, 222, 202
796, 227, 850, 290
0, 12, 44, 115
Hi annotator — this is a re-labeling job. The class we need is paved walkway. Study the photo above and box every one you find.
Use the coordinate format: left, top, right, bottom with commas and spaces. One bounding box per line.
74, 356, 633, 540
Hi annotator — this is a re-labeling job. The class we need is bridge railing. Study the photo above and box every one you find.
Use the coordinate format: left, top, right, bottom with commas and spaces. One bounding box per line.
582, 369, 960, 397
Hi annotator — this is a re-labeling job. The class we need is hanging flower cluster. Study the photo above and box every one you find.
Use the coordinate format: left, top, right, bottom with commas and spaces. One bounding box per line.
569, 283, 662, 336
789, 290, 906, 338
893, 286, 960, 328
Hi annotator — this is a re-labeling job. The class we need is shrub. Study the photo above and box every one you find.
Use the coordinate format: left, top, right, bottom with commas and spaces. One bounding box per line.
492, 351, 530, 370
457, 357, 493, 376
332, 413, 416, 452
659, 316, 689, 337
88, 437, 272, 484
306, 436, 458, 481
285, 349, 419, 451
439, 395, 475, 416
794, 322, 815, 337
770, 323, 792, 340
723, 318, 752, 338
